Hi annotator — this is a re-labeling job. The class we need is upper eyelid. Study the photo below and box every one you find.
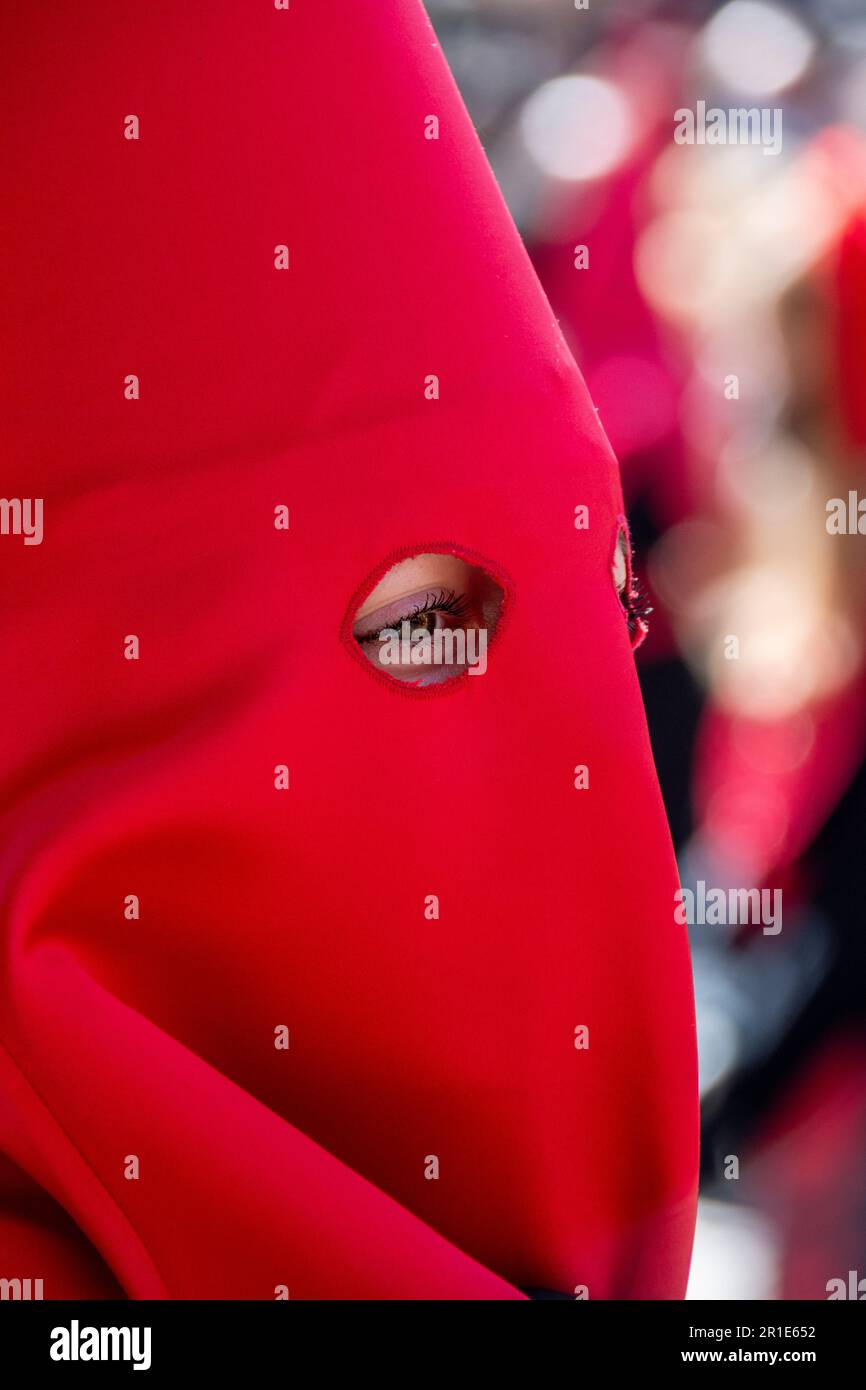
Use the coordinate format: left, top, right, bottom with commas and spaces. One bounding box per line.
352, 587, 460, 639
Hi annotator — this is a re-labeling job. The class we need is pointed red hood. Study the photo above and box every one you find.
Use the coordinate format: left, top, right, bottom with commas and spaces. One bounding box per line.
0, 0, 697, 1298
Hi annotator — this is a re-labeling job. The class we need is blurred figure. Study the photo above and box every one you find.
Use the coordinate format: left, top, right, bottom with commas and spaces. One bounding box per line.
429, 0, 866, 1299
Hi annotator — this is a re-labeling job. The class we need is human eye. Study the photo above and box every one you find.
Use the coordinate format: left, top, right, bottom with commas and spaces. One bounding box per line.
349, 553, 505, 687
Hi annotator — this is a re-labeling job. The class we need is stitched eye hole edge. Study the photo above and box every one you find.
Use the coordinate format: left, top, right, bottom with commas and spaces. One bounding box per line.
613, 524, 652, 650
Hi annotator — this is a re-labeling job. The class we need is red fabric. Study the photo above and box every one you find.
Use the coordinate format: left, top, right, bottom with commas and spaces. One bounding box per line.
836, 209, 866, 449
0, 1, 698, 1298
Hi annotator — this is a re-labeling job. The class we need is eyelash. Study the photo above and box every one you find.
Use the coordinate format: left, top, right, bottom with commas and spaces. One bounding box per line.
624, 579, 652, 643
357, 588, 472, 644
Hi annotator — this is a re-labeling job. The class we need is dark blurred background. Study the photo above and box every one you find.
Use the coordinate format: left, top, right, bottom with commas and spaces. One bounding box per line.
427, 0, 866, 1299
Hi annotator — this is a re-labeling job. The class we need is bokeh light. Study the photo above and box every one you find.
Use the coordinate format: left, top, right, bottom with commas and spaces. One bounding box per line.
701, 1, 816, 96
519, 75, 632, 181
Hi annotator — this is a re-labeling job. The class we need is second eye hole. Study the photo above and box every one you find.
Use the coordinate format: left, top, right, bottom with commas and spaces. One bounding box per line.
612, 527, 652, 649
352, 552, 505, 687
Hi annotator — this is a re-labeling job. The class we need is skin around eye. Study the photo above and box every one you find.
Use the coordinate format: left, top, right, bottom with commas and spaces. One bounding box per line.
612, 531, 629, 597
352, 553, 504, 686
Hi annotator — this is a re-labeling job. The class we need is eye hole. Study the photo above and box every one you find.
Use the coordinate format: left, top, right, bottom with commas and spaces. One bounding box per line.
613, 527, 652, 650
350, 552, 505, 687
